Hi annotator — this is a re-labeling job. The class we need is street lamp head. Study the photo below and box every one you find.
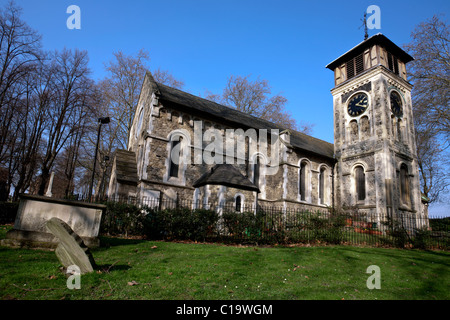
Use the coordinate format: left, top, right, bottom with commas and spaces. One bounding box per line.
98, 117, 110, 124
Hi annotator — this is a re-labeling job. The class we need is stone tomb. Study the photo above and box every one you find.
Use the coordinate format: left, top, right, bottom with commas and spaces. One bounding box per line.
45, 217, 96, 274
2, 194, 105, 249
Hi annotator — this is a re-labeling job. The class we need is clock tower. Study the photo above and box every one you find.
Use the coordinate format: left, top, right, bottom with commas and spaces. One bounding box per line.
326, 34, 427, 225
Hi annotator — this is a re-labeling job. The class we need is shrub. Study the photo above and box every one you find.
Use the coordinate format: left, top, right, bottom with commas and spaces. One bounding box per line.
221, 211, 277, 243
413, 227, 433, 249
382, 216, 410, 248
0, 201, 19, 224
324, 214, 346, 244
429, 217, 450, 231
100, 201, 145, 237
143, 207, 219, 241
302, 212, 345, 244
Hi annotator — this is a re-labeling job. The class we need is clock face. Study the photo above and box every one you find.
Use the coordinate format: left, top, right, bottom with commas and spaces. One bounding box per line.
390, 91, 403, 117
347, 93, 368, 117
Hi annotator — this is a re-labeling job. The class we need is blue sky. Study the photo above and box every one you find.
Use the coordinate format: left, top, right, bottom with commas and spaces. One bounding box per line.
6, 0, 450, 215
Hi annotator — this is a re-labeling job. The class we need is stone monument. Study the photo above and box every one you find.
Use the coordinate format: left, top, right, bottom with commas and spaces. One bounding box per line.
1, 194, 105, 249
45, 172, 55, 197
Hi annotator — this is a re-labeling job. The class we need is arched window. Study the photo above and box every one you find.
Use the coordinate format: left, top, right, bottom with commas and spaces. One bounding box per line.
164, 130, 190, 185
253, 157, 260, 188
234, 193, 245, 212
299, 161, 308, 201
400, 164, 410, 206
355, 166, 366, 202
136, 108, 144, 138
235, 195, 242, 212
319, 167, 326, 204
349, 120, 358, 142
169, 136, 182, 178
360, 116, 370, 139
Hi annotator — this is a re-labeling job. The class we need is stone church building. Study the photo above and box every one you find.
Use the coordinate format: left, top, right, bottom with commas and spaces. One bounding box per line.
108, 34, 428, 223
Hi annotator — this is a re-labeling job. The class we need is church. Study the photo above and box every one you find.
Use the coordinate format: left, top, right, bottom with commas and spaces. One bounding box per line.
107, 33, 429, 225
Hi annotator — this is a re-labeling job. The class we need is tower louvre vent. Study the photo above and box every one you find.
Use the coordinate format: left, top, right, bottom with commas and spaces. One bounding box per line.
355, 54, 364, 75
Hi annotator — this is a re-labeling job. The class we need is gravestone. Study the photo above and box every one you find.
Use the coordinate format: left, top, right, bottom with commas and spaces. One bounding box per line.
45, 217, 96, 274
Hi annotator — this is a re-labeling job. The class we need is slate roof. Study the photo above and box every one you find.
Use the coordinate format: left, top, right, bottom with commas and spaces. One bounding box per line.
147, 73, 335, 160
193, 164, 260, 193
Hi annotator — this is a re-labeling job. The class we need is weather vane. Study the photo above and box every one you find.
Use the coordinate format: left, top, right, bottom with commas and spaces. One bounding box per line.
360, 12, 369, 40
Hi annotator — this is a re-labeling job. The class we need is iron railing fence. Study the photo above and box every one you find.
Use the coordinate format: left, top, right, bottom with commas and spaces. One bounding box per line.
98, 196, 449, 249
2, 196, 446, 249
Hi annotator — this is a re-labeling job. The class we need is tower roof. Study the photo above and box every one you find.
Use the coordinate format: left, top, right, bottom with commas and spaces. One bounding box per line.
325, 33, 414, 71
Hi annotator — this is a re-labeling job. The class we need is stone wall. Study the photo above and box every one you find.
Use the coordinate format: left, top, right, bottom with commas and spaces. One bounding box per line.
332, 66, 425, 220
121, 75, 335, 212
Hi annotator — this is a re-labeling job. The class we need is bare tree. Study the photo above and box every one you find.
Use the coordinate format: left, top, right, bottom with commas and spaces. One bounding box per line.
405, 14, 449, 141
153, 67, 184, 89
206, 75, 313, 134
416, 131, 449, 203
0, 1, 42, 199
11, 60, 52, 200
96, 50, 185, 198
37, 48, 94, 195
404, 14, 450, 202
99, 49, 150, 149
100, 49, 185, 148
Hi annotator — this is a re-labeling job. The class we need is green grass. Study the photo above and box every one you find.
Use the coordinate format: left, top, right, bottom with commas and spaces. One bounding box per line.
0, 225, 449, 300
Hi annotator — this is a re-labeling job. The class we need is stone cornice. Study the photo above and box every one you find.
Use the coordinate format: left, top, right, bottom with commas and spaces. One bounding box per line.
331, 65, 413, 96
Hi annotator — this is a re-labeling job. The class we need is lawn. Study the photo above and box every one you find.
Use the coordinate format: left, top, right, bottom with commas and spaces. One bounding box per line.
0, 225, 449, 300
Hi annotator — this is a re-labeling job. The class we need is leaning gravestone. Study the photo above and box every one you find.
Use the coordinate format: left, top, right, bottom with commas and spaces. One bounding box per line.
45, 217, 96, 274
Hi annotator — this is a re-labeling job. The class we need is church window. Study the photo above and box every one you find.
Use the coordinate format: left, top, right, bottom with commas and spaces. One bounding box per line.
253, 156, 261, 188
319, 167, 326, 204
355, 166, 366, 202
136, 108, 144, 138
350, 120, 358, 141
299, 161, 308, 201
235, 195, 242, 212
169, 137, 182, 178
390, 116, 403, 142
400, 164, 411, 206
234, 193, 245, 212
360, 116, 370, 137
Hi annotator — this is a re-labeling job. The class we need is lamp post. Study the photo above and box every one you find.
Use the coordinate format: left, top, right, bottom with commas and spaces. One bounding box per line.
88, 117, 110, 202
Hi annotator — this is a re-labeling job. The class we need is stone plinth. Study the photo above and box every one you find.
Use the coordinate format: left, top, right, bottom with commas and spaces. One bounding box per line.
1, 194, 105, 249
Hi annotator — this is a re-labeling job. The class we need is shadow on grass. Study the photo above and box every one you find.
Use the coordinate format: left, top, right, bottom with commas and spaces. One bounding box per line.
337, 246, 449, 299
98, 236, 147, 248
95, 263, 131, 273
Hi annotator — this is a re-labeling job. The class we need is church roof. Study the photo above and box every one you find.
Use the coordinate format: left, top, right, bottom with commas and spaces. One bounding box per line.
148, 74, 335, 160
193, 164, 260, 193
325, 33, 414, 71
